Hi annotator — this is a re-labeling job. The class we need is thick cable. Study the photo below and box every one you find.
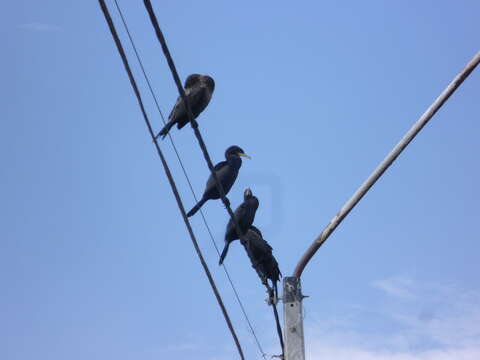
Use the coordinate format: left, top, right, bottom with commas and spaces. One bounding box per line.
98, 1, 245, 358
271, 294, 285, 356
142, 0, 248, 250
111, 1, 267, 357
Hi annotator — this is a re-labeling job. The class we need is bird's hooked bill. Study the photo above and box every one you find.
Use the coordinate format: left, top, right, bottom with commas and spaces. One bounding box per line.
238, 153, 251, 159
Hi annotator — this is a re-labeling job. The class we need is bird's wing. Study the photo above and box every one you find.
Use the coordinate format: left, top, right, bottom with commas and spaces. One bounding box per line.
205, 161, 228, 191
226, 203, 246, 234
259, 238, 273, 253
250, 237, 273, 261
235, 203, 247, 217
167, 85, 203, 121
186, 85, 209, 117
168, 95, 185, 122
235, 203, 250, 228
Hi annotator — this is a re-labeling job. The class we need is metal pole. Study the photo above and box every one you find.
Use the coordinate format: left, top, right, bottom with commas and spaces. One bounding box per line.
293, 51, 480, 278
283, 277, 305, 360
282, 51, 480, 360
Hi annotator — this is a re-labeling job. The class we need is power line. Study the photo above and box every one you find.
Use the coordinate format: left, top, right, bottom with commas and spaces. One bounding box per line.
142, 0, 250, 254
97, 1, 245, 359
272, 294, 285, 355
111, 1, 267, 357
140, 0, 285, 355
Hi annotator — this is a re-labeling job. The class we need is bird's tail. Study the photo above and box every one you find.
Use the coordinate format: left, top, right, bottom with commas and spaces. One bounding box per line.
219, 242, 230, 265
186, 197, 207, 217
155, 121, 174, 140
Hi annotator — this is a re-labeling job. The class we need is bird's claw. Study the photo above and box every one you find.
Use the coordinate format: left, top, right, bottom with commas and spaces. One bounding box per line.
267, 293, 279, 306
264, 286, 277, 305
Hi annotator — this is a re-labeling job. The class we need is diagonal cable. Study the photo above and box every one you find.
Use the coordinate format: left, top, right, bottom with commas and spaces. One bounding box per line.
111, 1, 267, 356
98, 1, 245, 359
142, 0, 250, 253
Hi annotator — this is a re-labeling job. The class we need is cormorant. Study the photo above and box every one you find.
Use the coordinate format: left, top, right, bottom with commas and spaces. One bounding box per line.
187, 146, 251, 217
219, 188, 259, 265
243, 226, 282, 299
155, 74, 215, 139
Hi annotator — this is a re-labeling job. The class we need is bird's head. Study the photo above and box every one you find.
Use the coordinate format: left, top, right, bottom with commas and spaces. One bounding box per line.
225, 145, 251, 160
184, 74, 202, 89
244, 187, 259, 210
201, 75, 215, 92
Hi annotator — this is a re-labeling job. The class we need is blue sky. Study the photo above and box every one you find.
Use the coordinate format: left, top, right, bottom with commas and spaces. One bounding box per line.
2, 1, 480, 359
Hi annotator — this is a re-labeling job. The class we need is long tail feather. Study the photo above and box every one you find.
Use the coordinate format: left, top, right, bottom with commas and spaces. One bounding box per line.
186, 197, 207, 217
156, 121, 175, 139
219, 242, 230, 265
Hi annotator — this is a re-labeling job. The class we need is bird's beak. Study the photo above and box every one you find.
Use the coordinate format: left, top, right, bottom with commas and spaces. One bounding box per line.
238, 153, 251, 159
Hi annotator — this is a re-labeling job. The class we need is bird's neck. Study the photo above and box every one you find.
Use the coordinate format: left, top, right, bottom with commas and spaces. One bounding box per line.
246, 196, 259, 210
227, 156, 242, 170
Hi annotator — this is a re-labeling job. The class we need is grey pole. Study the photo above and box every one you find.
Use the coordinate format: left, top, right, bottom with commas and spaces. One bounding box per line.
294, 50, 480, 278
283, 277, 305, 360
282, 51, 480, 360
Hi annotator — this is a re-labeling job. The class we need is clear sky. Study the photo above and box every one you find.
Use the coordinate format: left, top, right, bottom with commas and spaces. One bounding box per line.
2, 1, 480, 360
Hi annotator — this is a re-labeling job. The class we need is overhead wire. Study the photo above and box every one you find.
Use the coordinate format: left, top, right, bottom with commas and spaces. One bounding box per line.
140, 1, 286, 356
141, 0, 251, 258
97, 1, 245, 359
111, 1, 267, 357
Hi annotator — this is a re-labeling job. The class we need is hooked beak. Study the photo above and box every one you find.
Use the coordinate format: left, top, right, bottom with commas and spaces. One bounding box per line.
238, 152, 251, 159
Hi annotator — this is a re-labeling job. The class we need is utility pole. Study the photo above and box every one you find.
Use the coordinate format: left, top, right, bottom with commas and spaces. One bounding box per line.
283, 277, 305, 360
282, 51, 480, 360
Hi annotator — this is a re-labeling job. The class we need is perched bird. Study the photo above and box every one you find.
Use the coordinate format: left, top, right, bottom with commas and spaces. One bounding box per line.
187, 146, 251, 217
155, 74, 215, 139
243, 226, 282, 299
219, 188, 259, 265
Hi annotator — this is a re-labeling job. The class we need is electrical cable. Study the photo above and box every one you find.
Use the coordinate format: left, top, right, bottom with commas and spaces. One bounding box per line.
111, 1, 268, 357
142, 0, 250, 255
98, 1, 245, 358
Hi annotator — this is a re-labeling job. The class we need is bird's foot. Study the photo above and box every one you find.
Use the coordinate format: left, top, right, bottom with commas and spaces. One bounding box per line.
267, 293, 279, 306
265, 285, 277, 305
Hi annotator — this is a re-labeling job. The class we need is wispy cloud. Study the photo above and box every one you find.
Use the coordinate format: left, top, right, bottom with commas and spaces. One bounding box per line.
18, 22, 61, 32
372, 276, 416, 300
308, 344, 480, 360
307, 277, 480, 360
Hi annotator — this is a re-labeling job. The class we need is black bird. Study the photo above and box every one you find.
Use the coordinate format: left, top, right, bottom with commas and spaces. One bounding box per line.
219, 188, 259, 265
243, 226, 282, 299
155, 74, 215, 139
187, 146, 251, 217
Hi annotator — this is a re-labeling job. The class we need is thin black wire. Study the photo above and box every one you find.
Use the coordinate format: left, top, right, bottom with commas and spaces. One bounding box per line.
140, 1, 286, 356
97, 2, 245, 359
270, 289, 285, 356
142, 0, 250, 254
111, 1, 267, 357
